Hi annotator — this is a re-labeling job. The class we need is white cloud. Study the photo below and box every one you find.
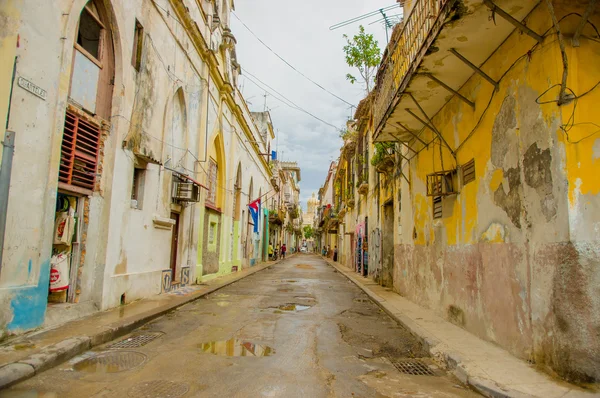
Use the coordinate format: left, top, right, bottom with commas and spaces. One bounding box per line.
231, 0, 393, 208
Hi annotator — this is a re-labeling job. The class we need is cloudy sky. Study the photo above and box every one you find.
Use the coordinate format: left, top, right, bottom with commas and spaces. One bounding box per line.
230, 1, 401, 209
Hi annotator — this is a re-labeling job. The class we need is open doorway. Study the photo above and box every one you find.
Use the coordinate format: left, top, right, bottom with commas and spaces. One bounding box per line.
381, 201, 394, 288
170, 211, 180, 280
48, 193, 85, 304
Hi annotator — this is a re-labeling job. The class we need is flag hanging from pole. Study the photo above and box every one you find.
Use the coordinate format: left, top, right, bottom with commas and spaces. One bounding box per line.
248, 198, 261, 233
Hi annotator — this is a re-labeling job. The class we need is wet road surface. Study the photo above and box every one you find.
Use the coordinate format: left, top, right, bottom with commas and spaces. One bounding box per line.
4, 254, 480, 397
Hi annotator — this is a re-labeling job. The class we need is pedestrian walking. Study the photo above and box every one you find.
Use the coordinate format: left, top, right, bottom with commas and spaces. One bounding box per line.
333, 246, 338, 262
281, 243, 287, 259
268, 242, 274, 260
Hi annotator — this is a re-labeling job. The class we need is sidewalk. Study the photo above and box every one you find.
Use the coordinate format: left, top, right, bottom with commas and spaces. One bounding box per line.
325, 258, 598, 398
0, 258, 285, 389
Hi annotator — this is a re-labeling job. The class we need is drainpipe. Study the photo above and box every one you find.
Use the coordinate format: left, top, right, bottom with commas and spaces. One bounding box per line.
0, 130, 15, 272
0, 58, 18, 272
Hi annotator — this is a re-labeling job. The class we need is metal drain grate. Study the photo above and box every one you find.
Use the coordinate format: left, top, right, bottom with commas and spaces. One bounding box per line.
110, 332, 164, 349
390, 359, 436, 376
128, 380, 190, 398
73, 351, 147, 373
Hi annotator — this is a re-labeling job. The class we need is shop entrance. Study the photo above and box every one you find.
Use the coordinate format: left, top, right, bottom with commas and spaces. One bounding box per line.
49, 192, 85, 304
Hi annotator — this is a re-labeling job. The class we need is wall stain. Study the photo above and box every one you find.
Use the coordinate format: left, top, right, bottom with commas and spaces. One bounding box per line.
493, 167, 522, 228
523, 143, 556, 221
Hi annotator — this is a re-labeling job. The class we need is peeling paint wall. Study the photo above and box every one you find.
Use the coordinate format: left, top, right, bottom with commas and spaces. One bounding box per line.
390, 3, 600, 382
0, 0, 274, 334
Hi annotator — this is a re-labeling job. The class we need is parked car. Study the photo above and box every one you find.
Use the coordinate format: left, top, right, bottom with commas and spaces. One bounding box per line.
300, 246, 307, 253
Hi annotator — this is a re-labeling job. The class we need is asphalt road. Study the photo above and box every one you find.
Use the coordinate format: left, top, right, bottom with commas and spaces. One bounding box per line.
4, 254, 480, 397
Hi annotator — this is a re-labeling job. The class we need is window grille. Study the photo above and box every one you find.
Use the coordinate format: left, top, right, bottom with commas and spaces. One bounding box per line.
59, 110, 101, 190
426, 170, 456, 196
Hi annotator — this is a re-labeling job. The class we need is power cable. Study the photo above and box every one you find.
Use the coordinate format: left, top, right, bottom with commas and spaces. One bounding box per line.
241, 72, 342, 132
232, 12, 355, 108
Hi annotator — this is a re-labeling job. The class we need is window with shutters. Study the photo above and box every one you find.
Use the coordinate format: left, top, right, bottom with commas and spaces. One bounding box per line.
132, 20, 144, 71
433, 196, 443, 219
59, 109, 101, 191
206, 159, 218, 206
462, 159, 475, 185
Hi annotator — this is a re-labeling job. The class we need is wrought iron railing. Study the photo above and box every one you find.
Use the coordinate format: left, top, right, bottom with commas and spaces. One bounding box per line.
373, 0, 451, 134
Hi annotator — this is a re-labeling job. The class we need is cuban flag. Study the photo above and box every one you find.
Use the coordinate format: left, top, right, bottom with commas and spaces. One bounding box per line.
248, 198, 261, 233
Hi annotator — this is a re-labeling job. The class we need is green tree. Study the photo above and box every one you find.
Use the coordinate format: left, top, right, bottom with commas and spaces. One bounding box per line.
303, 225, 314, 239
343, 25, 382, 93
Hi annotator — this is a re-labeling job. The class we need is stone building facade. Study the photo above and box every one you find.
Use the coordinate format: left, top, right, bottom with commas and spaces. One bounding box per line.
0, 0, 285, 336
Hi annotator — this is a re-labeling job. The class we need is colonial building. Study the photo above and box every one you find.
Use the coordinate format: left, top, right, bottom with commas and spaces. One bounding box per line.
328, 0, 600, 385
0, 0, 289, 336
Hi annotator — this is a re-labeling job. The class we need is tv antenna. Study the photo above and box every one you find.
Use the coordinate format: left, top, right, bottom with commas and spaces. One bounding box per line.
329, 4, 403, 43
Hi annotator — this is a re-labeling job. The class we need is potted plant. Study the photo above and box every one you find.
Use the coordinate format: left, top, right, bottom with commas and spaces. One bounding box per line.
371, 143, 395, 174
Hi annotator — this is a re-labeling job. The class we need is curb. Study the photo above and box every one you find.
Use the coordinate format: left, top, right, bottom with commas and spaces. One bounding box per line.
324, 258, 533, 398
0, 259, 283, 390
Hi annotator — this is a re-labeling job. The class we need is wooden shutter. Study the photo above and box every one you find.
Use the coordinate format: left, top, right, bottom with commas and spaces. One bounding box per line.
462, 159, 475, 185
206, 159, 217, 205
433, 196, 442, 219
59, 110, 101, 190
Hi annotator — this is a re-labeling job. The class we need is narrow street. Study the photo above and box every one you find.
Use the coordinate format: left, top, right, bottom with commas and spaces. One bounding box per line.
4, 254, 478, 398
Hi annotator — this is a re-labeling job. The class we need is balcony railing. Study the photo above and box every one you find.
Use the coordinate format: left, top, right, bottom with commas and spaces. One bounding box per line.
373, 0, 451, 133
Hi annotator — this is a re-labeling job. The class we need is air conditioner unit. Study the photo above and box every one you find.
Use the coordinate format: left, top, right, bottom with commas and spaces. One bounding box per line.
172, 182, 201, 202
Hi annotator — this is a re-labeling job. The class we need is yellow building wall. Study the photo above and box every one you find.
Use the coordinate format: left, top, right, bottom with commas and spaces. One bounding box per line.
392, 4, 600, 381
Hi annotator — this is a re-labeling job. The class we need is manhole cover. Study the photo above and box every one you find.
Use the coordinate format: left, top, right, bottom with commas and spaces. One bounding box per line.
110, 332, 164, 349
128, 380, 189, 398
73, 351, 147, 373
390, 359, 436, 376
353, 298, 370, 303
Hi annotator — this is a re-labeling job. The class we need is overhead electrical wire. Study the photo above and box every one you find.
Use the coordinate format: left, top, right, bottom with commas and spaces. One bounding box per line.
241, 69, 342, 132
329, 4, 400, 30
232, 12, 355, 108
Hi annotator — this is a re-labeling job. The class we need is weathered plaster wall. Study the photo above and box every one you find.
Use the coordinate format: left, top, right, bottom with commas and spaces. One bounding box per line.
392, 4, 600, 381
0, 0, 98, 333
0, 0, 273, 334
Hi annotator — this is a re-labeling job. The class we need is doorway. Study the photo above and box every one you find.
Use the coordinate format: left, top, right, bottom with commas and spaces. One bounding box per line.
170, 212, 180, 280
381, 202, 394, 288
48, 193, 85, 304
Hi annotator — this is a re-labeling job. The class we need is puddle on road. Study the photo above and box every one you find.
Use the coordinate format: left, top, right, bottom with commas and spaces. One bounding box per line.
200, 339, 274, 357
276, 303, 311, 312
0, 392, 58, 397
295, 264, 315, 270
13, 342, 36, 350
294, 296, 316, 301
72, 351, 147, 373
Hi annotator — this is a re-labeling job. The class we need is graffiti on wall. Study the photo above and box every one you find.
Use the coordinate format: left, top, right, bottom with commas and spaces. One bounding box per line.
370, 228, 381, 281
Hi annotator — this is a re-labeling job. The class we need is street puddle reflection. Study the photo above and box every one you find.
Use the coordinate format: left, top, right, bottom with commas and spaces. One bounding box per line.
277, 303, 311, 312
200, 339, 274, 357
